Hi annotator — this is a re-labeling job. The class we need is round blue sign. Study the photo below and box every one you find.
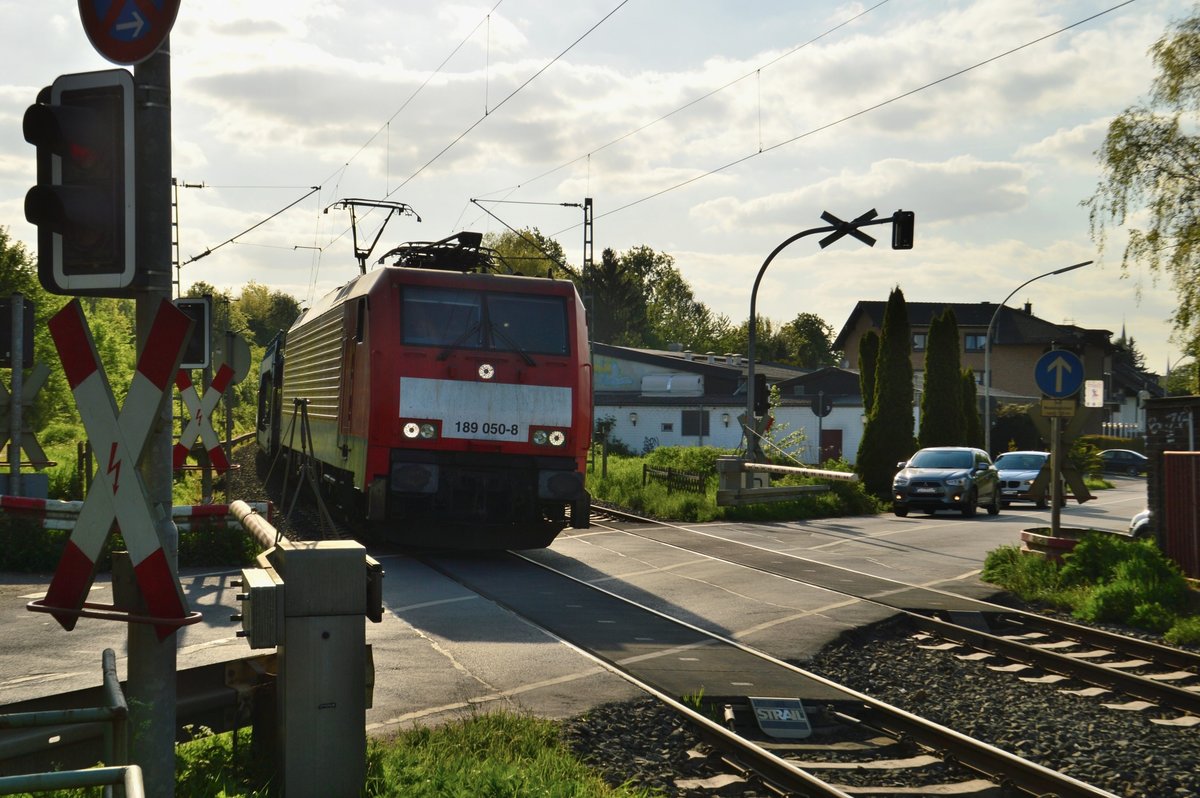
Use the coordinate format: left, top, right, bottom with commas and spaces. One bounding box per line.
1034, 349, 1084, 398
79, 0, 181, 66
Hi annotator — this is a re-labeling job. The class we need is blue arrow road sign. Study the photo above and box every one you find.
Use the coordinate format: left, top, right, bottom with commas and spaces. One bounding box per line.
1034, 349, 1084, 398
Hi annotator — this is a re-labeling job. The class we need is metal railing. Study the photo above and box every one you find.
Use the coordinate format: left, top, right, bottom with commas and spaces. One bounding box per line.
0, 649, 140, 797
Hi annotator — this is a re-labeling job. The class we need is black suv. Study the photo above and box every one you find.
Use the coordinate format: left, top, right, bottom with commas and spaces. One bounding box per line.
892, 446, 1000, 517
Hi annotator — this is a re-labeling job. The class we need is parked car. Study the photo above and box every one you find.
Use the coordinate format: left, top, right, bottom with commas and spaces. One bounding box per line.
1098, 448, 1148, 476
1129, 508, 1150, 537
993, 450, 1056, 509
892, 446, 1000, 518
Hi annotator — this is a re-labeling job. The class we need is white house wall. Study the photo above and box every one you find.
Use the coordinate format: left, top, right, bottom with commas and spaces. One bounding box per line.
595, 403, 865, 464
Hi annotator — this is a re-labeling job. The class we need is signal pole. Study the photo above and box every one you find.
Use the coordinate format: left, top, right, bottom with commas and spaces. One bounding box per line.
128, 42, 178, 797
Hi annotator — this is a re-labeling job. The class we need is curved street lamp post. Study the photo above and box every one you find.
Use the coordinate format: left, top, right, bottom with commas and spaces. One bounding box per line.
983, 260, 1093, 453
745, 209, 913, 460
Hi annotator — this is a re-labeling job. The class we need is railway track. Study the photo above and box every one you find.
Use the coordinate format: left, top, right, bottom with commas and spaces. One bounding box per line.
588, 504, 1200, 721
422, 550, 1118, 797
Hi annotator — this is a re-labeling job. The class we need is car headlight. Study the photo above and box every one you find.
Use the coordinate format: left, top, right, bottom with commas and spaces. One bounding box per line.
1020, 479, 1034, 489
944, 476, 966, 486
893, 476, 909, 487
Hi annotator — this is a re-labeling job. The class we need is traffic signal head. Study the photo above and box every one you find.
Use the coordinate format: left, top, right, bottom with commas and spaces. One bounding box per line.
23, 70, 136, 295
753, 373, 769, 415
891, 210, 915, 250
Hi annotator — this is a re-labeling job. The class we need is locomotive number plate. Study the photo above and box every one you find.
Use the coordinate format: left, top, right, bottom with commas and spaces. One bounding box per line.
400, 377, 572, 442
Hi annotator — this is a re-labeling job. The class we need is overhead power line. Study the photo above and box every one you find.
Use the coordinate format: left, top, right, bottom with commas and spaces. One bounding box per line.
478, 0, 894, 201
384, 0, 631, 199
549, 0, 1142, 236
183, 186, 321, 266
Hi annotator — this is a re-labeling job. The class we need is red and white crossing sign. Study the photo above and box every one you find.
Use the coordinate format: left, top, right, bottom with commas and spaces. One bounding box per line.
43, 299, 192, 638
174, 365, 233, 474
1, 362, 50, 464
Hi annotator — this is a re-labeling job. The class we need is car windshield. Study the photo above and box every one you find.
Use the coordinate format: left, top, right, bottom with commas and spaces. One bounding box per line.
908, 450, 973, 469
994, 454, 1046, 471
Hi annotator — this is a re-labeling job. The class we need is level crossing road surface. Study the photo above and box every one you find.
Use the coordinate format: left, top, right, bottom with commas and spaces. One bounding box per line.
0, 476, 1147, 732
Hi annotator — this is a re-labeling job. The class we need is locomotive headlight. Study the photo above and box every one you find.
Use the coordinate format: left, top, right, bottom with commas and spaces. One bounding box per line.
531, 427, 568, 447
402, 420, 439, 440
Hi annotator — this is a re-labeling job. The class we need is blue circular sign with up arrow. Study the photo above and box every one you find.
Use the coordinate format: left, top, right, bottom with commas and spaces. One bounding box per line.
1034, 349, 1084, 398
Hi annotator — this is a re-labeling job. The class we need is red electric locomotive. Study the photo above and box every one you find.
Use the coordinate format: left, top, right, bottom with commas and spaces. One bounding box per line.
256, 231, 592, 549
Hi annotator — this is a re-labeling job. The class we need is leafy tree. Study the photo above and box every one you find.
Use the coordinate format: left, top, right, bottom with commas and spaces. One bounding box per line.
0, 228, 73, 437
961, 368, 983, 449
733, 316, 788, 363
858, 330, 879, 416
482, 228, 570, 278
234, 281, 301, 347
579, 248, 649, 345
919, 308, 964, 447
1086, 9, 1200, 357
778, 312, 840, 368
1165, 358, 1197, 395
856, 286, 915, 496
620, 244, 675, 286
644, 267, 735, 353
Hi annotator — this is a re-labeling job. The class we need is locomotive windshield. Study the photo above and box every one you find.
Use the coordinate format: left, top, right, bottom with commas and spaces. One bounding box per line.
402, 286, 569, 355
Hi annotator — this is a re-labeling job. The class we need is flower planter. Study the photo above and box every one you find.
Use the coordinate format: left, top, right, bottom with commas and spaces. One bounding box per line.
1019, 527, 1094, 563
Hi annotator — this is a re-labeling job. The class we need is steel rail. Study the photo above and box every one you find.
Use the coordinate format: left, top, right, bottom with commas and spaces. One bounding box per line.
590, 504, 1200, 716
905, 612, 1200, 716
430, 550, 1118, 798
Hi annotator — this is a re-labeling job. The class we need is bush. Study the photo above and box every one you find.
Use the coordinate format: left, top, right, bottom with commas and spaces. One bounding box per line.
1075, 580, 1144, 623
982, 545, 1064, 603
1166, 615, 1200, 646
1061, 534, 1189, 610
984, 534, 1199, 640
0, 517, 258, 573
1130, 601, 1177, 633
644, 446, 734, 477
0, 517, 70, 572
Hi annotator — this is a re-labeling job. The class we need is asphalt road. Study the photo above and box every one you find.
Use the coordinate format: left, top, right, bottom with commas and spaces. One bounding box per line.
0, 476, 1148, 732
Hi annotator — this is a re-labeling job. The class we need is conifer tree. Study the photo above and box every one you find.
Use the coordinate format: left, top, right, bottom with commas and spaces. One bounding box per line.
856, 286, 915, 496
918, 308, 964, 447
858, 331, 879, 416
961, 368, 983, 449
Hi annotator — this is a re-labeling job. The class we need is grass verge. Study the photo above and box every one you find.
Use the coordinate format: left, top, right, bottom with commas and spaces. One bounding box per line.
982, 533, 1200, 646
588, 447, 884, 523
5, 714, 662, 798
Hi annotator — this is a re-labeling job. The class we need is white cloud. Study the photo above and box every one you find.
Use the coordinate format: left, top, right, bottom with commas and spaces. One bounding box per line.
0, 0, 1187, 369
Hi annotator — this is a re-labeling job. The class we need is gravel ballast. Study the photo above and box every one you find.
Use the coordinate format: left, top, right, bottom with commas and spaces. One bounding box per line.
563, 617, 1200, 797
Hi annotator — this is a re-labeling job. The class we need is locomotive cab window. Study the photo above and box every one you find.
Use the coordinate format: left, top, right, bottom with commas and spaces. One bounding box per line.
402, 288, 482, 347
401, 287, 568, 355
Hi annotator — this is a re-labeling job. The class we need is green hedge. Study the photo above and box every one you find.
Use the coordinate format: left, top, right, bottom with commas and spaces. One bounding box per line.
0, 516, 259, 573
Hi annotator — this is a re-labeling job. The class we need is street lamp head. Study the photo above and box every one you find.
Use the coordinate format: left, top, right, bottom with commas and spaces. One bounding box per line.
1051, 260, 1093, 276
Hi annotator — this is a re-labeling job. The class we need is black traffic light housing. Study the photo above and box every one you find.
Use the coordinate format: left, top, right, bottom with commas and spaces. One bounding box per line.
753, 373, 769, 415
891, 210, 915, 250
24, 69, 137, 296
174, 296, 212, 370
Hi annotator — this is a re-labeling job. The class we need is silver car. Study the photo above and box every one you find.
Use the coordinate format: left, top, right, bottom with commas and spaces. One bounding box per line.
892, 446, 1001, 518
993, 450, 1052, 509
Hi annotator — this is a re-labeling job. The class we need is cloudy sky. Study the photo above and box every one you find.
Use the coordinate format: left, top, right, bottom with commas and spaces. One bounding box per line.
1, 1, 1192, 372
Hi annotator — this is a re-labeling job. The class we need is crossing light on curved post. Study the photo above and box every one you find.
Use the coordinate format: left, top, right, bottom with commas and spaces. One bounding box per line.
983, 260, 1093, 453
745, 208, 914, 460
